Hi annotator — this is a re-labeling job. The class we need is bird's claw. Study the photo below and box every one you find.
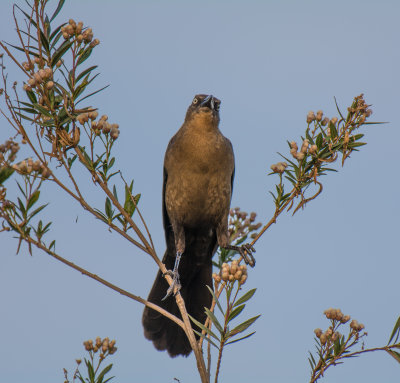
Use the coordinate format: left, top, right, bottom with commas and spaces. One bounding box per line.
239, 243, 256, 267
162, 269, 181, 300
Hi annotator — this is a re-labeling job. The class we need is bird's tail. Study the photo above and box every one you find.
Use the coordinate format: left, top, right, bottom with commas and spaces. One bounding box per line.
142, 251, 212, 357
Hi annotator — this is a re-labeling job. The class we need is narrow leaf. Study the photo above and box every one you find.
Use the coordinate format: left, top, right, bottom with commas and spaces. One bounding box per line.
188, 314, 220, 341
205, 308, 224, 334
386, 350, 400, 364
206, 285, 224, 315
229, 315, 260, 337
50, 0, 66, 21
388, 316, 400, 345
228, 304, 245, 323
233, 288, 256, 308
27, 190, 40, 211
225, 331, 256, 345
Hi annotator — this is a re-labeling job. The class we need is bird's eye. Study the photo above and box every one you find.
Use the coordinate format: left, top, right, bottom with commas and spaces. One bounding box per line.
215, 103, 220, 111
192, 98, 198, 105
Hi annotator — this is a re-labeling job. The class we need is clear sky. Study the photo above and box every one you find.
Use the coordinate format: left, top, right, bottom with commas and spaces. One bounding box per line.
1, 1, 399, 382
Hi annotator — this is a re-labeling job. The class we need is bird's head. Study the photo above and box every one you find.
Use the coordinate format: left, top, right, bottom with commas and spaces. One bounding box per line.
184, 94, 221, 126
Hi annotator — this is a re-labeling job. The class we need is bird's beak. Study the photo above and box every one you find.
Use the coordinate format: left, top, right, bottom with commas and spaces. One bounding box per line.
200, 95, 215, 110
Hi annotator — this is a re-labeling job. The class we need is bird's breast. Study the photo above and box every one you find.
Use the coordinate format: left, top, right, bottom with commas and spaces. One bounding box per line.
164, 131, 234, 228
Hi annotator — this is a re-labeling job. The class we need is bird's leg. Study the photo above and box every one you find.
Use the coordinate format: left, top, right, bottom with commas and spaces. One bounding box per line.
217, 224, 256, 267
162, 225, 185, 300
162, 251, 183, 300
223, 244, 256, 267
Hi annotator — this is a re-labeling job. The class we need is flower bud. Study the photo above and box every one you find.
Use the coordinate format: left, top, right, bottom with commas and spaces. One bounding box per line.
307, 111, 315, 123
300, 139, 309, 153
314, 328, 323, 338
321, 117, 329, 126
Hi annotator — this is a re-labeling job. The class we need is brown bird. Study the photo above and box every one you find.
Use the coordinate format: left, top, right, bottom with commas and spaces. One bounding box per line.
142, 94, 255, 357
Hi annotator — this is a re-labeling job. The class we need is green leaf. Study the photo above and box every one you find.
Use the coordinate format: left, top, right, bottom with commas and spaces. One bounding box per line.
76, 85, 109, 105
229, 315, 260, 337
105, 197, 113, 219
225, 331, 256, 345
33, 103, 52, 117
27, 190, 40, 211
49, 240, 56, 250
386, 350, 400, 364
228, 304, 245, 323
388, 316, 400, 345
28, 203, 48, 220
97, 364, 113, 383
233, 288, 256, 308
334, 96, 345, 121
205, 307, 224, 334
192, 329, 220, 349
206, 285, 224, 315
26, 89, 37, 104
112, 185, 118, 201
85, 358, 95, 383
0, 166, 14, 185
329, 121, 338, 139
76, 65, 98, 83
51, 40, 73, 67
188, 314, 220, 341
77, 47, 93, 66
39, 29, 50, 55
50, 0, 66, 21
17, 197, 26, 218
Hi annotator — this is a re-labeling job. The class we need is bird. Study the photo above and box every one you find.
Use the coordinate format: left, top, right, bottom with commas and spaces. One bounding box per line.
142, 94, 255, 357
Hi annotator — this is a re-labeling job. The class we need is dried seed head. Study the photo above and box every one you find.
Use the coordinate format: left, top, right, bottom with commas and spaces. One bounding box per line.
221, 272, 229, 281
290, 141, 298, 151
28, 78, 36, 86
77, 34, 84, 43
56, 60, 63, 68
314, 328, 323, 338
76, 22, 84, 34
330, 117, 338, 125
309, 144, 318, 155
316, 110, 323, 121
89, 111, 98, 120
239, 274, 247, 285
307, 111, 316, 123
110, 126, 120, 140
296, 152, 305, 161
341, 315, 351, 324
102, 122, 111, 134
320, 334, 327, 345
46, 81, 54, 90
300, 139, 309, 153
38, 69, 46, 79
321, 117, 329, 126
109, 346, 117, 355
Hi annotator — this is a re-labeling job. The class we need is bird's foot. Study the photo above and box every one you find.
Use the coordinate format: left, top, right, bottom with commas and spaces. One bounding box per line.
225, 243, 256, 267
162, 269, 181, 300
162, 251, 183, 300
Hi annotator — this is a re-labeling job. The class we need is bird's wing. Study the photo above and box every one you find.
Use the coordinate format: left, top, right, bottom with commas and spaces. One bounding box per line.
162, 166, 176, 258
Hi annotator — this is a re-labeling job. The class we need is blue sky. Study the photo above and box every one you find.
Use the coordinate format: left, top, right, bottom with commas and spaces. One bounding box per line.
1, 1, 399, 382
